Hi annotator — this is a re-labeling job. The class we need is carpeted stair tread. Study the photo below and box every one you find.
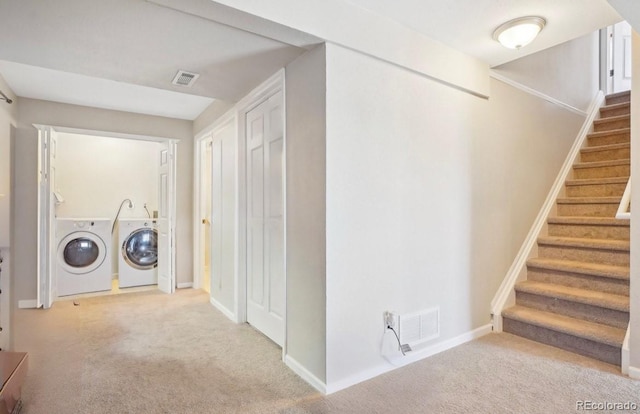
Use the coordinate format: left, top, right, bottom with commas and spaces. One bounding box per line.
556, 196, 621, 204
580, 142, 629, 153
573, 159, 629, 169
527, 258, 629, 280
605, 90, 631, 104
547, 216, 629, 227
587, 127, 630, 138
515, 280, 629, 312
502, 306, 626, 347
537, 236, 629, 251
565, 177, 628, 186
600, 101, 630, 112
593, 114, 630, 124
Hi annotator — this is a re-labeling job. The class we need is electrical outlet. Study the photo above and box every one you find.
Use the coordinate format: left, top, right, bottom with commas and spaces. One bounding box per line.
383, 311, 396, 329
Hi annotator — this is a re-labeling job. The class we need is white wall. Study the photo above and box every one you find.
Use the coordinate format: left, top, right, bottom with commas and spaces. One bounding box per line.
285, 44, 327, 384
13, 98, 193, 303
56, 133, 161, 220
55, 133, 162, 273
492, 32, 601, 112
323, 43, 585, 389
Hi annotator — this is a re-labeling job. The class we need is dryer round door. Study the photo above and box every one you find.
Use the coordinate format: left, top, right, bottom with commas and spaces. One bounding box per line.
58, 231, 108, 275
122, 228, 158, 270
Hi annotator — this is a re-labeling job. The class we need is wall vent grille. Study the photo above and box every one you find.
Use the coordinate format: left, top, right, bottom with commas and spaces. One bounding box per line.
399, 307, 440, 346
172, 70, 200, 87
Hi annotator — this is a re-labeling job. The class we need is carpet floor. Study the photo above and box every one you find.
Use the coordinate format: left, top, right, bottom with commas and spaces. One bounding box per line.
12, 289, 640, 413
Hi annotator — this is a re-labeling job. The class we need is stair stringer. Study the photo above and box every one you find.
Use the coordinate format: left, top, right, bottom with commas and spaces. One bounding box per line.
491, 90, 605, 332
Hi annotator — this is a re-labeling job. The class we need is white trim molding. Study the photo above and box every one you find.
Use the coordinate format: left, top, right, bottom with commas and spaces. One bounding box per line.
490, 71, 588, 117
285, 355, 327, 395
18, 299, 38, 309
176, 282, 193, 289
628, 366, 640, 380
616, 178, 631, 220
210, 297, 238, 323
491, 91, 605, 332
622, 324, 630, 375
325, 324, 492, 395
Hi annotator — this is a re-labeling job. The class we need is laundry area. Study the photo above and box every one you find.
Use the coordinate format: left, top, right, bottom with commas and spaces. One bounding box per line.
53, 132, 166, 297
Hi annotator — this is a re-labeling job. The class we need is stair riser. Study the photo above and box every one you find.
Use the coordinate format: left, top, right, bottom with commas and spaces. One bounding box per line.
556, 203, 620, 217
503, 318, 621, 365
600, 106, 630, 118
588, 133, 630, 147
537, 244, 629, 266
594, 119, 630, 132
606, 95, 630, 105
515, 291, 629, 329
573, 164, 629, 179
565, 183, 626, 197
547, 223, 629, 240
527, 267, 629, 296
580, 147, 629, 163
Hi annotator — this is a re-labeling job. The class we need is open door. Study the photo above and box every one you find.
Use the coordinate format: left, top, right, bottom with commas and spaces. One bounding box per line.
36, 126, 57, 308
608, 21, 633, 94
157, 142, 176, 294
199, 138, 213, 294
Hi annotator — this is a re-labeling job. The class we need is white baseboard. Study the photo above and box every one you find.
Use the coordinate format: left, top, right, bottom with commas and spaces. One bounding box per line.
285, 355, 327, 394
325, 324, 493, 394
209, 297, 237, 323
176, 282, 193, 289
628, 366, 640, 380
18, 299, 37, 309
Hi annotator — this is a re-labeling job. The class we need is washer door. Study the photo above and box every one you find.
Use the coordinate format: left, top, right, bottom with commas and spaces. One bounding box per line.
58, 232, 107, 275
122, 228, 158, 270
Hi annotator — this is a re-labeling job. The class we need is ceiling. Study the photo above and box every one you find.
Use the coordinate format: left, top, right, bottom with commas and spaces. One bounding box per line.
346, 0, 622, 67
0, 0, 624, 120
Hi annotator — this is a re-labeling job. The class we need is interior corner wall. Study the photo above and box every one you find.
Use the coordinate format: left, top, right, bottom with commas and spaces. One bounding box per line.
492, 31, 601, 111
323, 43, 585, 389
13, 98, 194, 303
628, 29, 640, 371
285, 44, 327, 383
193, 99, 235, 137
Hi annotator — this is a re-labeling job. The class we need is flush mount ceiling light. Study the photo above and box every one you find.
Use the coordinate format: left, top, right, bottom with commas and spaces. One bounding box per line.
493, 16, 546, 49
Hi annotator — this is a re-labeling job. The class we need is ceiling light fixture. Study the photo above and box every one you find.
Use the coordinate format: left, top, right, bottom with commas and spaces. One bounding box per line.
493, 16, 546, 50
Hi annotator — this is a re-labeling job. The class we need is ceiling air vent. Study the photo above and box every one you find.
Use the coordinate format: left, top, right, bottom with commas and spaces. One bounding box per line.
172, 70, 200, 87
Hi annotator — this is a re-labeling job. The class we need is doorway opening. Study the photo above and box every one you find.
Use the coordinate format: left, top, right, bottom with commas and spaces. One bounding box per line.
602, 21, 632, 94
35, 125, 177, 308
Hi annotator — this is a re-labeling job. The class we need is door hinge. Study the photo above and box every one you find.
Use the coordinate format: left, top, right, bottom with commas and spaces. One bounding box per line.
610, 69, 614, 77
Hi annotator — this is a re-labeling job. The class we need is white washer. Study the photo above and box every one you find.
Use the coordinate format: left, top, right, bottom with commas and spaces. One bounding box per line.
118, 219, 158, 288
56, 218, 112, 296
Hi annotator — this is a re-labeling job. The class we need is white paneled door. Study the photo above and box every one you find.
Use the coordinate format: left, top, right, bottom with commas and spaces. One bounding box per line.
612, 21, 632, 93
157, 143, 175, 294
246, 90, 285, 347
37, 126, 57, 308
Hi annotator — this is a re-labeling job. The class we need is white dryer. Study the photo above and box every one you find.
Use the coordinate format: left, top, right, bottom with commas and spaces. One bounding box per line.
56, 218, 112, 296
118, 219, 158, 288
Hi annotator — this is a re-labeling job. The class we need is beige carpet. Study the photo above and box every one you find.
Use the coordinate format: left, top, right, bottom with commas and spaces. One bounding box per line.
13, 289, 640, 413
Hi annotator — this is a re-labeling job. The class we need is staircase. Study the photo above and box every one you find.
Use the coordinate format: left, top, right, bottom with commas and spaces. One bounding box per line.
502, 91, 631, 366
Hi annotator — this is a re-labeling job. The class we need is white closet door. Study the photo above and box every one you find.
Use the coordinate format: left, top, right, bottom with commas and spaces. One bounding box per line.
157, 143, 175, 294
246, 90, 285, 346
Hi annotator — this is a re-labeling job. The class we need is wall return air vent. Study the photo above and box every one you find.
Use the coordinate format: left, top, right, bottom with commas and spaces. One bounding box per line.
172, 70, 200, 87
